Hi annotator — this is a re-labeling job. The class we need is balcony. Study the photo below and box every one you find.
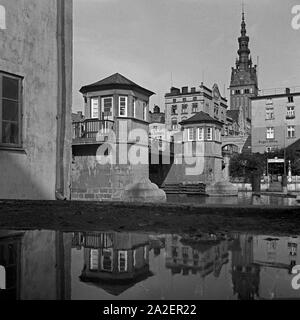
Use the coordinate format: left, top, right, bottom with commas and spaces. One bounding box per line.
72, 119, 115, 145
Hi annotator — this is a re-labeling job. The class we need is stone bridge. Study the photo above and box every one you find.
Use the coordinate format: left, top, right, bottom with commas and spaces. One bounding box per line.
222, 135, 250, 154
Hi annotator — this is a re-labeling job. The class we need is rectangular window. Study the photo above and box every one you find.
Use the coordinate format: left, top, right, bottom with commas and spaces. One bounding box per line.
101, 248, 113, 272
188, 128, 195, 141
192, 103, 198, 113
133, 97, 137, 118
287, 126, 295, 138
0, 73, 22, 147
215, 128, 221, 142
143, 102, 148, 121
90, 249, 99, 271
119, 96, 128, 117
288, 96, 294, 103
91, 97, 99, 119
171, 105, 177, 115
207, 127, 213, 140
266, 127, 275, 140
182, 104, 188, 114
198, 127, 204, 141
287, 106, 295, 119
101, 97, 113, 120
266, 108, 274, 120
244, 89, 250, 94
171, 119, 178, 130
118, 251, 128, 272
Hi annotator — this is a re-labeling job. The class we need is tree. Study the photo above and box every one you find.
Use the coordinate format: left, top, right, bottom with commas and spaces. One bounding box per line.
229, 153, 266, 181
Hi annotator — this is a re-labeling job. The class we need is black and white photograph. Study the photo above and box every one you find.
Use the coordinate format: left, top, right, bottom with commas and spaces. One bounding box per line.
1, 0, 300, 312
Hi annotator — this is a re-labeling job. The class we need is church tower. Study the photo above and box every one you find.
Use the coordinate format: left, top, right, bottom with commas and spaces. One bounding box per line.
229, 9, 259, 134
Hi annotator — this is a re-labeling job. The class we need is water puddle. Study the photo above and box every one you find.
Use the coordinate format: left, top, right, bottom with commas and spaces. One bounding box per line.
0, 229, 300, 300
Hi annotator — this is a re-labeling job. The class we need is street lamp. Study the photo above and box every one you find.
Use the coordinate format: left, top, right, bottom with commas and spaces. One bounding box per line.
282, 121, 288, 194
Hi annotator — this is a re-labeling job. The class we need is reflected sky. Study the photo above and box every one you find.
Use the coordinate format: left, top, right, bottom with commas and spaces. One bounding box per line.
0, 229, 300, 300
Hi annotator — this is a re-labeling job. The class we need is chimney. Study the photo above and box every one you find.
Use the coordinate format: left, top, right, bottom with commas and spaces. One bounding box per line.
182, 87, 188, 94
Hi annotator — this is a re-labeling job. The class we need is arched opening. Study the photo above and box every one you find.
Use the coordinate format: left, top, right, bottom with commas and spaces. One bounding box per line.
222, 144, 239, 155
0, 5, 6, 30
0, 265, 6, 290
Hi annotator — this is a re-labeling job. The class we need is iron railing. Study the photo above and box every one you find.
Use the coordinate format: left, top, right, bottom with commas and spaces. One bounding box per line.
72, 119, 114, 140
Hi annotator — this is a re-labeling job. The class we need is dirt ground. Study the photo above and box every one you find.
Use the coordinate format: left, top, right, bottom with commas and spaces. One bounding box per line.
0, 200, 300, 236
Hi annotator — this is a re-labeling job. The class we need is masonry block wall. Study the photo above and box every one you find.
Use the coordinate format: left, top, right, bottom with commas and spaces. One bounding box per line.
71, 144, 149, 201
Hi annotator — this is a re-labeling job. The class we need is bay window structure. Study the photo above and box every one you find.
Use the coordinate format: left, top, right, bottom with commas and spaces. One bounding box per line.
0, 72, 22, 148
266, 127, 274, 140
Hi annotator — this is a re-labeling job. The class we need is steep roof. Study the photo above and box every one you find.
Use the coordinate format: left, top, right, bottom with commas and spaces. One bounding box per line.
227, 110, 240, 123
180, 111, 223, 125
80, 73, 155, 96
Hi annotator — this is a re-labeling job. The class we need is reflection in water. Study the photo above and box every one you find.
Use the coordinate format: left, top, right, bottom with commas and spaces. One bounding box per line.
167, 193, 298, 206
0, 230, 72, 300
0, 229, 300, 300
73, 232, 152, 296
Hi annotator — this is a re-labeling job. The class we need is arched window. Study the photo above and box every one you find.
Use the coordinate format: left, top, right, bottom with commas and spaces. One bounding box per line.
0, 265, 5, 290
0, 6, 6, 30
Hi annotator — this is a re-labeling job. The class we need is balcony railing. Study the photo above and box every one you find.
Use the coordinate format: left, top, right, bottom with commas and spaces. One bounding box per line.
73, 119, 115, 141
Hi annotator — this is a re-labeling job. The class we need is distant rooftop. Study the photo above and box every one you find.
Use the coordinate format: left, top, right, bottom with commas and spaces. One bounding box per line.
80, 73, 155, 96
251, 86, 300, 100
180, 111, 222, 125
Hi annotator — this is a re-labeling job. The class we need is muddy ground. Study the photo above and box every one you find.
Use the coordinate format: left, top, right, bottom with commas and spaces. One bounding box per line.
0, 200, 300, 236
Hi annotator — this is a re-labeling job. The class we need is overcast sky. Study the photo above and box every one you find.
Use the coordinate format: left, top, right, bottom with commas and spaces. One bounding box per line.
73, 0, 300, 112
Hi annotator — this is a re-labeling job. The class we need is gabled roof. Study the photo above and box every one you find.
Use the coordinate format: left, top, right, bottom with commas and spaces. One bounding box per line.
227, 110, 240, 123
80, 73, 155, 96
180, 111, 223, 125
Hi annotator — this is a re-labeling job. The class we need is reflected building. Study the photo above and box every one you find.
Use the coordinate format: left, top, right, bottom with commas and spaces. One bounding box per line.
230, 234, 260, 300
75, 232, 153, 296
165, 234, 229, 278
0, 230, 72, 300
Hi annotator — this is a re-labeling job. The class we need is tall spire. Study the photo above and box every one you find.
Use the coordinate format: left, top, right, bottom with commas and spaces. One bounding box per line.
237, 5, 251, 70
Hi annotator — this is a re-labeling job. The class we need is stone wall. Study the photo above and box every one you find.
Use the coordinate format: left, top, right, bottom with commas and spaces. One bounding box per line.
71, 144, 149, 201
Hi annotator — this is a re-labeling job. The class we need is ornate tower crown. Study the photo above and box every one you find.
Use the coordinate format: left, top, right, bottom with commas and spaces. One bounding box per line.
237, 9, 251, 70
